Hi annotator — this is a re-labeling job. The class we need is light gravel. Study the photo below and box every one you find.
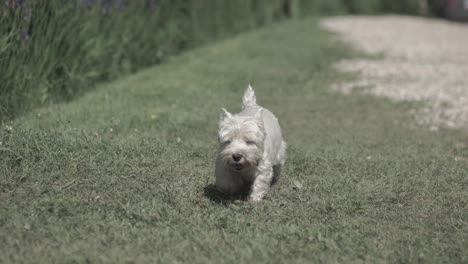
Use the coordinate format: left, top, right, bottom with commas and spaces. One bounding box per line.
321, 15, 468, 130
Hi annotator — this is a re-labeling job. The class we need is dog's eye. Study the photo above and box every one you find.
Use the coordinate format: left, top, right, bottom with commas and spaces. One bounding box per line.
224, 140, 231, 145
246, 141, 256, 145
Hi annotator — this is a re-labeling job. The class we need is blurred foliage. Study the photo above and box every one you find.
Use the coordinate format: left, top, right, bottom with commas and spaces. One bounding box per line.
292, 0, 422, 17
0, 0, 430, 121
0, 0, 283, 120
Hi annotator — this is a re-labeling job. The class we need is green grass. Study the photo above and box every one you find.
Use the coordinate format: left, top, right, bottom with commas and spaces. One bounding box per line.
1, 18, 467, 263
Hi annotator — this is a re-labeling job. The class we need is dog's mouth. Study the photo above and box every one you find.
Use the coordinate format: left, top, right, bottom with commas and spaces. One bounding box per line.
226, 160, 248, 171
223, 154, 255, 172
232, 164, 244, 171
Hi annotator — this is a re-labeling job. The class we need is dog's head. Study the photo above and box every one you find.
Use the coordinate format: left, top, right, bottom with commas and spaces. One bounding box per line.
217, 108, 265, 172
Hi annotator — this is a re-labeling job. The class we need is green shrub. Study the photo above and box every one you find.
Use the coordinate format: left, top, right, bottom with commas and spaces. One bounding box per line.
378, 0, 420, 14
293, 0, 421, 16
0, 0, 283, 121
0, 0, 428, 121
343, 0, 381, 14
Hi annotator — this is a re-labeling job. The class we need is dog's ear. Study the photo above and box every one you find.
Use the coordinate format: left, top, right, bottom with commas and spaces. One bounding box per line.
242, 84, 256, 109
220, 108, 233, 122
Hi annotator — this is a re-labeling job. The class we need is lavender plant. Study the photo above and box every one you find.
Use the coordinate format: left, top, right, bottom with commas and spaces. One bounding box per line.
0, 0, 283, 120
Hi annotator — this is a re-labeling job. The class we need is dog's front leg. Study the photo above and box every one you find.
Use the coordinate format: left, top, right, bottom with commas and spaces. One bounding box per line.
248, 164, 273, 202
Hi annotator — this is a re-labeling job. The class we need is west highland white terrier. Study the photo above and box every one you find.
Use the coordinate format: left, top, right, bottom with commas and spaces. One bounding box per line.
215, 85, 286, 202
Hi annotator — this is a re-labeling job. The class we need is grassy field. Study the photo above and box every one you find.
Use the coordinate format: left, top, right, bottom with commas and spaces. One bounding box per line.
1, 18, 467, 263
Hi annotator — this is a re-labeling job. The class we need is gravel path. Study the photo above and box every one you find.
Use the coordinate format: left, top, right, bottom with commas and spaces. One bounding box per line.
321, 15, 468, 130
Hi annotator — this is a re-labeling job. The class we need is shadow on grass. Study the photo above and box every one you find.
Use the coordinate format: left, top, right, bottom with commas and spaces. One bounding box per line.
203, 173, 282, 205
202, 184, 250, 205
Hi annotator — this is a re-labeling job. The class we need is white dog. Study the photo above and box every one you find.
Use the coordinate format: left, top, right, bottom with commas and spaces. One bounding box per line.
215, 85, 286, 202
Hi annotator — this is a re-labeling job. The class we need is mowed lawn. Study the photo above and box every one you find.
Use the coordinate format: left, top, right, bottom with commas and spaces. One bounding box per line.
1, 18, 467, 263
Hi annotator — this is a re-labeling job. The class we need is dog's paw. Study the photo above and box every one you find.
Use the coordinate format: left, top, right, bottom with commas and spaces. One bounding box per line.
248, 194, 263, 203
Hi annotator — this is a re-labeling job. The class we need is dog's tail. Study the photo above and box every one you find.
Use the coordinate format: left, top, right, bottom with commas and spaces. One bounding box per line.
242, 84, 257, 109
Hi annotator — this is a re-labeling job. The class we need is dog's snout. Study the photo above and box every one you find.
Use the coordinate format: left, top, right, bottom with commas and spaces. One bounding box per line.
232, 154, 242, 162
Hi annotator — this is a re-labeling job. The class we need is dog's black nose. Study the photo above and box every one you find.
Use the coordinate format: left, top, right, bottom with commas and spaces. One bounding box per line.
232, 154, 242, 162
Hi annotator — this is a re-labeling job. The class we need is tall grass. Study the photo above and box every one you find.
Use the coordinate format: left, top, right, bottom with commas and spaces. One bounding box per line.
0, 0, 283, 121
0, 0, 424, 121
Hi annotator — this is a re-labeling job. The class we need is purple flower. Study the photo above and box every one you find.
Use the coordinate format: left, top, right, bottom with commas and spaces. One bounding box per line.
101, 0, 111, 14
20, 31, 30, 41
101, 6, 110, 14
23, 10, 31, 21
86, 0, 94, 8
101, 0, 126, 14
5, 0, 26, 10
146, 0, 157, 11
116, 0, 126, 9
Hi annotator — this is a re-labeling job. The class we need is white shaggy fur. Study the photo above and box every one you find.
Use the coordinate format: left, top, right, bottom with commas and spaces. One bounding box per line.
215, 84, 286, 202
